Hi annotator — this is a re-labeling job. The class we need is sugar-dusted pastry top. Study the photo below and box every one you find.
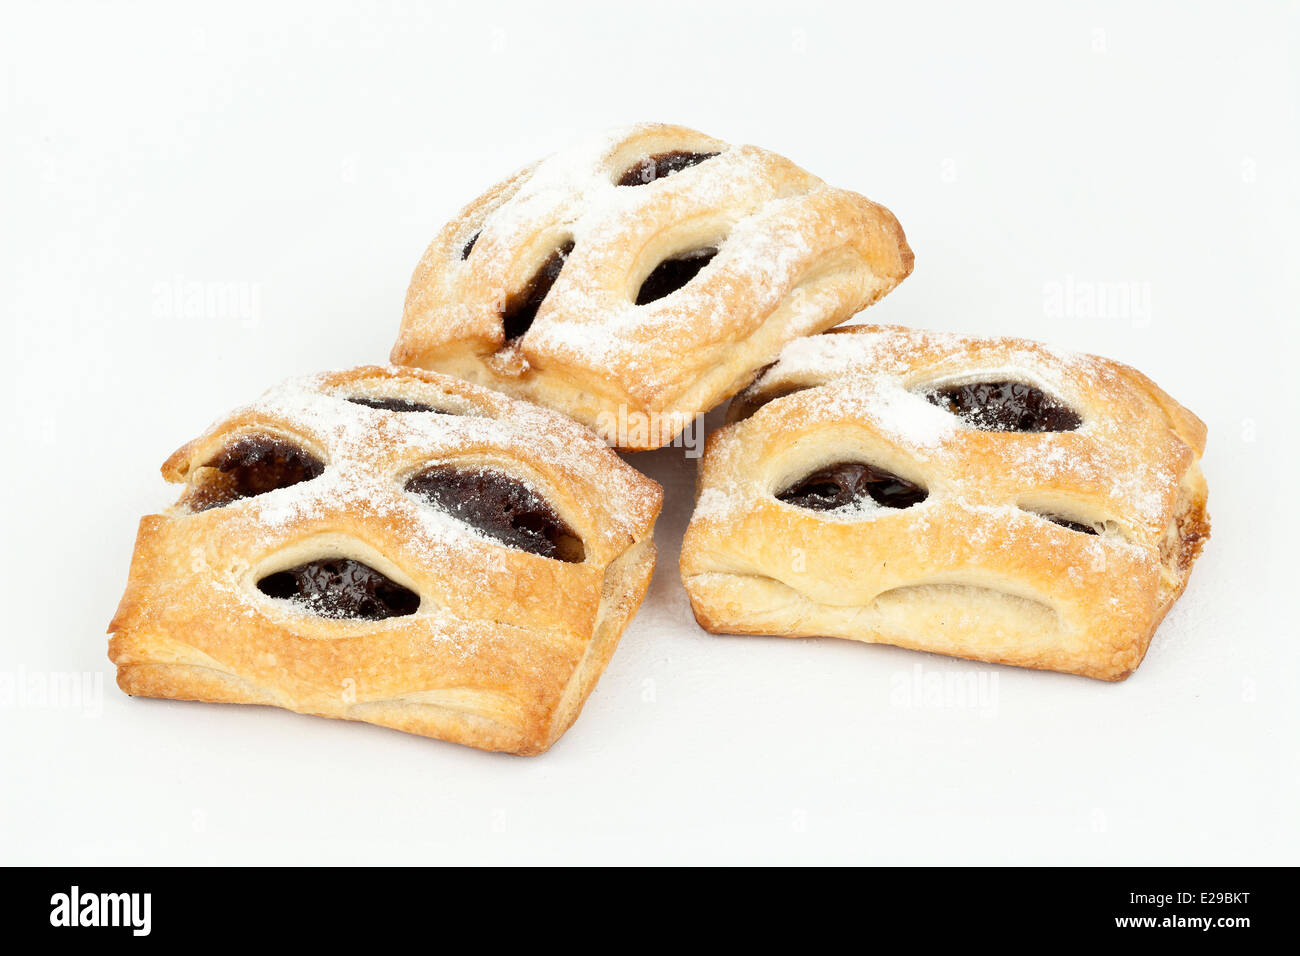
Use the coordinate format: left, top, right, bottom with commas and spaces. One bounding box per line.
394, 123, 914, 449
163, 365, 662, 570
682, 324, 1209, 680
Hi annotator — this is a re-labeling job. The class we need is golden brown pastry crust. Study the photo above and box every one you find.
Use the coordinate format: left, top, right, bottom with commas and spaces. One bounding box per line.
680, 325, 1209, 681
393, 123, 914, 449
108, 366, 662, 754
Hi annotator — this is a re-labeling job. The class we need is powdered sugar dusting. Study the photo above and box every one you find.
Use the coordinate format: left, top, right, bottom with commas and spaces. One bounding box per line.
176, 367, 661, 569
405, 124, 910, 419
828, 377, 958, 449
724, 326, 1196, 535
514, 144, 823, 366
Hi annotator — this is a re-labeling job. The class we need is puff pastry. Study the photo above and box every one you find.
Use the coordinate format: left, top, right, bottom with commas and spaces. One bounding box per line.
680, 325, 1209, 680
108, 366, 663, 754
393, 123, 913, 449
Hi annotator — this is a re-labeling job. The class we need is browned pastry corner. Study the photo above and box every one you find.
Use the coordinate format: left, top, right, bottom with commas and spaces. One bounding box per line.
680, 325, 1209, 681
393, 123, 913, 450
108, 366, 663, 754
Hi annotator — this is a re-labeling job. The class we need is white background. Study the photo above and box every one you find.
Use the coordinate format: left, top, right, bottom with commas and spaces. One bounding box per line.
3, 0, 1297, 865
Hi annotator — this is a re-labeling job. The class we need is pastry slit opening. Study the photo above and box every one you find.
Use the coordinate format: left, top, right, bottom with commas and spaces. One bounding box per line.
636, 247, 718, 305
921, 381, 1082, 432
501, 239, 574, 342
1040, 514, 1099, 535
1018, 504, 1126, 538
405, 465, 585, 562
616, 150, 720, 186
461, 230, 480, 260
257, 558, 420, 620
185, 435, 325, 513
346, 396, 448, 414
777, 461, 928, 512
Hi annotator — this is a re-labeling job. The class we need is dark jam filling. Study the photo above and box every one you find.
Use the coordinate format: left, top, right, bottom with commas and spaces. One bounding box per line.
617, 150, 720, 186
925, 381, 1082, 432
257, 558, 419, 620
1042, 515, 1099, 535
346, 396, 445, 413
405, 466, 585, 562
636, 248, 717, 305
189, 436, 325, 513
502, 240, 574, 341
778, 461, 928, 512
461, 231, 480, 259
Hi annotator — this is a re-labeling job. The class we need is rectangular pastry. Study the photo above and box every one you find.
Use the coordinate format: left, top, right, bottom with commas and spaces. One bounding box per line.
393, 123, 913, 449
680, 325, 1209, 680
108, 366, 662, 754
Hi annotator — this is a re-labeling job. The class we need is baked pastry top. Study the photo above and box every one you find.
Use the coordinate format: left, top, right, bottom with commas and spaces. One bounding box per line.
681, 325, 1209, 680
393, 123, 914, 449
108, 366, 663, 754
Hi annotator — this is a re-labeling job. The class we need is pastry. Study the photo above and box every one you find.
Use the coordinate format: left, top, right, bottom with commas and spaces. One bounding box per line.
680, 325, 1209, 680
108, 366, 663, 754
393, 123, 914, 449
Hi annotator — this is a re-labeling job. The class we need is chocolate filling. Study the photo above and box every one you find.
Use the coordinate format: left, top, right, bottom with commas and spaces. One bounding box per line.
1042, 515, 1099, 535
502, 240, 574, 341
925, 381, 1081, 432
405, 466, 584, 562
346, 397, 446, 414
461, 231, 480, 259
636, 248, 717, 305
188, 436, 324, 513
778, 461, 928, 512
617, 150, 719, 186
258, 558, 419, 620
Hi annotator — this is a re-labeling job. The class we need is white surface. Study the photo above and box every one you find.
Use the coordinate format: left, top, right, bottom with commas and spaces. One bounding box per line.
2, 0, 1297, 865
